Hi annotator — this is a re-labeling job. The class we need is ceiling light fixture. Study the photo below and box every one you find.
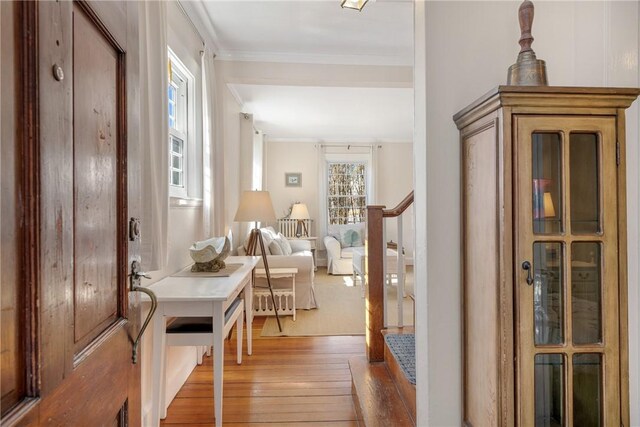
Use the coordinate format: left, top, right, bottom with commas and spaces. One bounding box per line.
341, 0, 369, 11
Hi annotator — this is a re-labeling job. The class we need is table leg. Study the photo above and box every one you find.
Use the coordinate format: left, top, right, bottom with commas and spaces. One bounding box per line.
245, 277, 253, 356
292, 275, 296, 321
151, 308, 165, 426
212, 301, 225, 427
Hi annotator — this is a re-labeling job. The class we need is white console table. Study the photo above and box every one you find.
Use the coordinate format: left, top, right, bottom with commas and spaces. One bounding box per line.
147, 256, 259, 427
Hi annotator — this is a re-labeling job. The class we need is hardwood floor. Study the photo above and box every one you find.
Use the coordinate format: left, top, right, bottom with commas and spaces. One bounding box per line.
160, 316, 364, 426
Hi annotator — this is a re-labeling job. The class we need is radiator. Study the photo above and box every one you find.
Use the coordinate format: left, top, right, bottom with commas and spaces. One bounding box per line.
277, 218, 314, 238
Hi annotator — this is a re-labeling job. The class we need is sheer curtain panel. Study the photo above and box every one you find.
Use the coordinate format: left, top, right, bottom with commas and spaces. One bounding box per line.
139, 1, 169, 271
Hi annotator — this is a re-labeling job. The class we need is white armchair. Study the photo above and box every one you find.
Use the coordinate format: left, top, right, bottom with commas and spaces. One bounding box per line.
324, 223, 365, 275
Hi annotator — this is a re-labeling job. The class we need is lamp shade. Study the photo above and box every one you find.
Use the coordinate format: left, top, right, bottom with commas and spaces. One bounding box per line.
234, 191, 276, 223
543, 192, 556, 218
290, 203, 310, 220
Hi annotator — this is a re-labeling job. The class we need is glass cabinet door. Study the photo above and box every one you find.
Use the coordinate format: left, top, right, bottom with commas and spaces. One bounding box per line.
515, 116, 620, 426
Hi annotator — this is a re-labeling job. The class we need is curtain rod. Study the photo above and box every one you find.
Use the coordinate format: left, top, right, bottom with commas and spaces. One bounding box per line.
318, 144, 382, 149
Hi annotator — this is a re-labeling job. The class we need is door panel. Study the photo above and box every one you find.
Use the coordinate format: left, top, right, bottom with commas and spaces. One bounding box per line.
515, 116, 619, 426
73, 6, 120, 353
0, 1, 141, 424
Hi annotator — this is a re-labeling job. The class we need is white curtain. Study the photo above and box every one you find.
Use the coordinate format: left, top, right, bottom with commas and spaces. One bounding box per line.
139, 1, 169, 271
201, 46, 223, 238
317, 145, 329, 244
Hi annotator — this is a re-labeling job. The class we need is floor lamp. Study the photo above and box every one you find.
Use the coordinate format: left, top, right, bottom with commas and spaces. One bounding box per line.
234, 190, 282, 332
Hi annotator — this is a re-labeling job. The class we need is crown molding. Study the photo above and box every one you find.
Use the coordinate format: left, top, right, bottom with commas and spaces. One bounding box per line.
264, 137, 412, 144
216, 50, 413, 67
225, 83, 246, 109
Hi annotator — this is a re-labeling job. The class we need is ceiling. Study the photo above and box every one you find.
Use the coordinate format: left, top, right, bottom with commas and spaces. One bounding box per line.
195, 0, 414, 141
230, 84, 413, 142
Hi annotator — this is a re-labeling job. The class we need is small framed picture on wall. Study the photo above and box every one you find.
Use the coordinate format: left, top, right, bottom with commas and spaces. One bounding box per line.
285, 172, 302, 187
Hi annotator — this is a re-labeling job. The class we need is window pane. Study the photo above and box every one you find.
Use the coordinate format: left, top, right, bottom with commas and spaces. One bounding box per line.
571, 243, 602, 345
327, 162, 366, 225
573, 353, 602, 427
535, 354, 565, 427
168, 84, 177, 130
570, 133, 600, 234
533, 242, 564, 345
532, 133, 563, 234
171, 171, 182, 187
172, 154, 181, 170
172, 137, 182, 155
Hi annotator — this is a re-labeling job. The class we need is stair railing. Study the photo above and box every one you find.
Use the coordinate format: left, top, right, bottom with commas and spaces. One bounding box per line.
365, 191, 414, 362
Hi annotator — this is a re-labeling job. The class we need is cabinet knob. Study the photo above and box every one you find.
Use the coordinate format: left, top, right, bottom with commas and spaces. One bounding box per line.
522, 261, 534, 286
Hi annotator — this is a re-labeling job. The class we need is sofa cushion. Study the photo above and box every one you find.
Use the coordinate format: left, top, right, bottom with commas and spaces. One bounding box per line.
339, 227, 363, 247
340, 246, 362, 259
328, 223, 365, 248
268, 240, 284, 255
277, 233, 293, 255
243, 226, 279, 255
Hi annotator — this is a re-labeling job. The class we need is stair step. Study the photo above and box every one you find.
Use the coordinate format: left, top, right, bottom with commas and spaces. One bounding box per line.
383, 334, 416, 422
349, 356, 415, 427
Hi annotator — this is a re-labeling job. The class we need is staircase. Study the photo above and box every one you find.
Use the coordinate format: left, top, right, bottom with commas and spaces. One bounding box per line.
352, 191, 416, 426
350, 328, 416, 426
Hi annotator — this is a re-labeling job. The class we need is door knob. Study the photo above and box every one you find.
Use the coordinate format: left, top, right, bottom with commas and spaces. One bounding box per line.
522, 261, 534, 286
130, 260, 157, 364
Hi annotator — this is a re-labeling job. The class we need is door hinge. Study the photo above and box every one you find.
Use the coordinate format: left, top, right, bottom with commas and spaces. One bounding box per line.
616, 141, 620, 166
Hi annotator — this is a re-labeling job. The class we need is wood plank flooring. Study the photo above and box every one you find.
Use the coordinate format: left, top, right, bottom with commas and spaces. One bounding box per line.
160, 316, 365, 426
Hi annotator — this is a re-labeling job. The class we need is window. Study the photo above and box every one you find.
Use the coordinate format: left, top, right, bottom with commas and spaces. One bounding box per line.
327, 162, 367, 225
168, 48, 193, 199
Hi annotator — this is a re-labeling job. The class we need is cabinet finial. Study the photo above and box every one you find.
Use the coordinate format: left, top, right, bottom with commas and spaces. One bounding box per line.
507, 0, 548, 86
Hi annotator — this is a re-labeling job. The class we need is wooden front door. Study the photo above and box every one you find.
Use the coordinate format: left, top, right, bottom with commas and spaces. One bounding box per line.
515, 115, 621, 426
1, 1, 141, 425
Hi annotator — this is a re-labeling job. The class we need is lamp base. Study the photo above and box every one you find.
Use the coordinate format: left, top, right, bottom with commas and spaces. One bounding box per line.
296, 219, 309, 238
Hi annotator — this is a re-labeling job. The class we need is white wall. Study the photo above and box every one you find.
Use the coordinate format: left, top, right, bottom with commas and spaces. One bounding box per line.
264, 141, 414, 264
220, 84, 243, 245
415, 2, 640, 425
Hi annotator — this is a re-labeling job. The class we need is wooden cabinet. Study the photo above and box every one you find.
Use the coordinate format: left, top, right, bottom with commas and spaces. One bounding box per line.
454, 86, 639, 427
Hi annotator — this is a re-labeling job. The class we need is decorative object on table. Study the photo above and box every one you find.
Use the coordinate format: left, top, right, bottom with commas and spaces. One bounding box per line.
234, 190, 282, 331
341, 0, 369, 12
284, 172, 302, 187
290, 203, 310, 237
507, 0, 548, 86
190, 236, 231, 272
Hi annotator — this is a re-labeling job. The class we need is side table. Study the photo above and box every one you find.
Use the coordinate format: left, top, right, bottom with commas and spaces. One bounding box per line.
255, 267, 298, 320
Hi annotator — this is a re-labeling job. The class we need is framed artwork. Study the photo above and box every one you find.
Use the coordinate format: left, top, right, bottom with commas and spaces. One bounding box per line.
285, 172, 302, 187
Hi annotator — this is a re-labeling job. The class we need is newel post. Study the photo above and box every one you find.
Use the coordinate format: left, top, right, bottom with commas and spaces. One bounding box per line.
366, 205, 385, 362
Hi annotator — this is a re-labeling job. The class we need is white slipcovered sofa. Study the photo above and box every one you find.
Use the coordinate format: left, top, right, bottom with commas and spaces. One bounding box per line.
237, 226, 317, 309
323, 223, 365, 275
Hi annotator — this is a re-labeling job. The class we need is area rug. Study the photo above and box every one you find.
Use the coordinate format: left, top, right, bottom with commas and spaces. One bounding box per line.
260, 269, 414, 337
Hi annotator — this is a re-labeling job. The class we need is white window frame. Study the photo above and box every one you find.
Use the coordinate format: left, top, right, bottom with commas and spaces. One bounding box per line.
168, 48, 195, 200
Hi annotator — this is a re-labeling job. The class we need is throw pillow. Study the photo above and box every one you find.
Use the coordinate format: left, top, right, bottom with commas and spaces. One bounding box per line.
268, 240, 284, 255
340, 227, 363, 248
277, 233, 293, 256
243, 229, 273, 255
